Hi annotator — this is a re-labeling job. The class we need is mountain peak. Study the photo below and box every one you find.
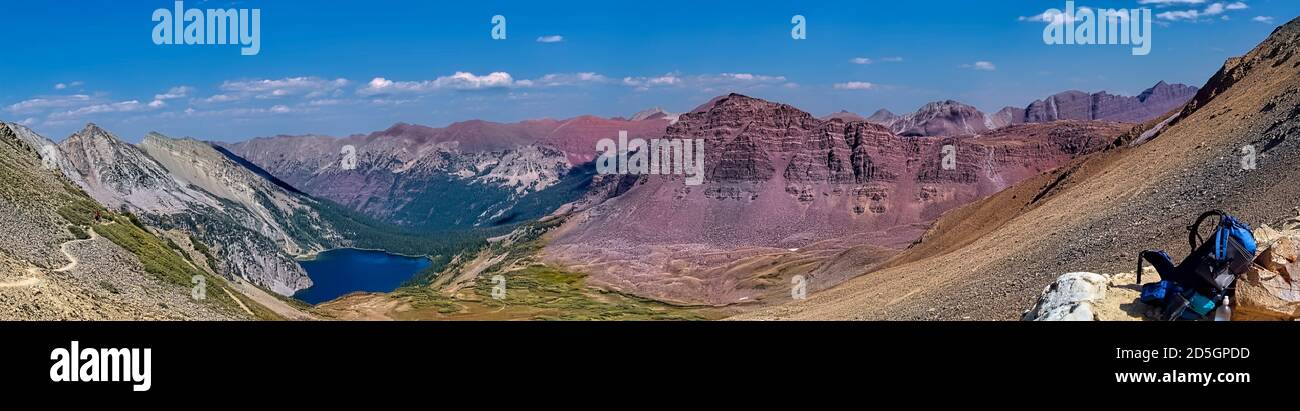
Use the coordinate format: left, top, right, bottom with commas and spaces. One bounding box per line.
67, 122, 125, 146
689, 93, 766, 113
630, 106, 680, 124
891, 100, 989, 137
865, 109, 900, 126
821, 110, 866, 123
1136, 80, 1195, 103
79, 122, 109, 135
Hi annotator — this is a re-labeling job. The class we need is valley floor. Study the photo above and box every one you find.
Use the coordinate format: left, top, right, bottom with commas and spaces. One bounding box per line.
314, 265, 729, 321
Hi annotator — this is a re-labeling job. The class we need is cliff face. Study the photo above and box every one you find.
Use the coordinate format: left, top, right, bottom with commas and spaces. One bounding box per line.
1023, 81, 1199, 123
544, 93, 1130, 305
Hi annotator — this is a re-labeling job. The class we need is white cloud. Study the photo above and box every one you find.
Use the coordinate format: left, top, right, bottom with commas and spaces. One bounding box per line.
1020, 7, 1094, 23
6, 94, 96, 114
357, 71, 524, 96
53, 81, 83, 91
419, 71, 511, 89
202, 94, 239, 103
622, 72, 786, 92
214, 77, 350, 101
707, 73, 786, 83
536, 35, 564, 43
1157, 9, 1201, 20
833, 82, 876, 90
148, 100, 166, 109
622, 73, 683, 90
850, 57, 873, 65
526, 72, 609, 87
1157, 1, 1249, 21
961, 61, 997, 71
1139, 0, 1207, 5
176, 104, 315, 118
154, 86, 194, 101
18, 117, 36, 126
307, 99, 346, 106
47, 100, 155, 121
1253, 16, 1275, 24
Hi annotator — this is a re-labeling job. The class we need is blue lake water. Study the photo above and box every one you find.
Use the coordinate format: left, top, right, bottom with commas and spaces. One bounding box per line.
293, 248, 432, 305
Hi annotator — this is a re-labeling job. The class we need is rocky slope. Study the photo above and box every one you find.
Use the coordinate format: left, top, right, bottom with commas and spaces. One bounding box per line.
222, 116, 669, 230
57, 124, 342, 295
737, 17, 1300, 320
0, 122, 253, 319
545, 93, 1129, 305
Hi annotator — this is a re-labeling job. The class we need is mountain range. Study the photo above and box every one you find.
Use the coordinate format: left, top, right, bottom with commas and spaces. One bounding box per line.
0, 78, 1204, 316
846, 81, 1199, 137
221, 116, 670, 231
1, 20, 1273, 320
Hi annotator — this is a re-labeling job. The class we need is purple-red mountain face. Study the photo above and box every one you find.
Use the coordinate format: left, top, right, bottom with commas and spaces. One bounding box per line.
544, 94, 1131, 305
861, 81, 1197, 137
1021, 81, 1199, 123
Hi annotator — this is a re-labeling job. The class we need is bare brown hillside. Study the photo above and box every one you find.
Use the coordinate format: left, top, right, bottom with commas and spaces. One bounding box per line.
739, 18, 1300, 320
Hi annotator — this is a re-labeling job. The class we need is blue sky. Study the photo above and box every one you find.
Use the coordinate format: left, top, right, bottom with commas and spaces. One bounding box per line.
2, 0, 1296, 142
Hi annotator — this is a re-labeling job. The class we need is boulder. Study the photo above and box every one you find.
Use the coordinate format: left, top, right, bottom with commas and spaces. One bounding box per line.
1252, 223, 1300, 249
1255, 237, 1299, 281
1233, 264, 1300, 321
1024, 272, 1109, 321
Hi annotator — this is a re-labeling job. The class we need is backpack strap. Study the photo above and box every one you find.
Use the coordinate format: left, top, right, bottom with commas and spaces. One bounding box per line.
1188, 210, 1226, 251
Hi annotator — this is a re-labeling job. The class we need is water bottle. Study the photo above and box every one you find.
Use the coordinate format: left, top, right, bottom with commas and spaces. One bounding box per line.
1215, 296, 1232, 321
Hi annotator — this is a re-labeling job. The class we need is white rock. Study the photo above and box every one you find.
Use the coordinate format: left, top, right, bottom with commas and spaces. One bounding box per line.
1024, 272, 1108, 321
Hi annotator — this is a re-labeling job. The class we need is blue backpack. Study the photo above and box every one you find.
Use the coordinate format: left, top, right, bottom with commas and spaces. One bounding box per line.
1137, 210, 1257, 320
